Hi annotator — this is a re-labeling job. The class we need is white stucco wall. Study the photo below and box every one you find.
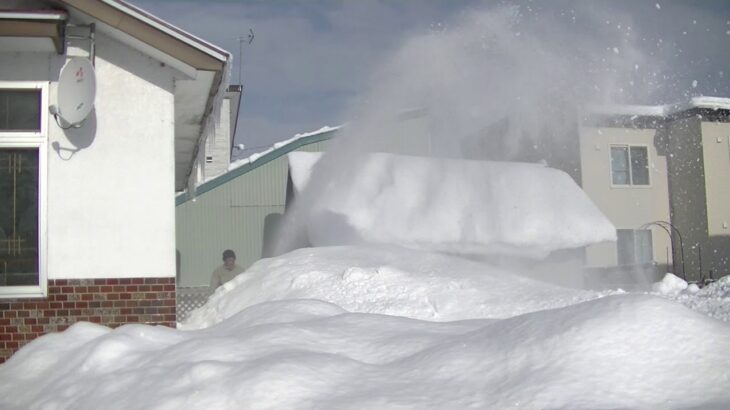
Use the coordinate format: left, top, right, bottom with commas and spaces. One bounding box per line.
1, 33, 178, 279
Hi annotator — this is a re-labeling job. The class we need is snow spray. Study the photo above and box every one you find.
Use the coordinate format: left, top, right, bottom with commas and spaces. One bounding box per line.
274, 3, 668, 289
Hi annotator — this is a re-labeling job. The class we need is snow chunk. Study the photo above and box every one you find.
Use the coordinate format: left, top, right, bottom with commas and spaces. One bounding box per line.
652, 272, 688, 295
288, 151, 323, 194
289, 152, 615, 257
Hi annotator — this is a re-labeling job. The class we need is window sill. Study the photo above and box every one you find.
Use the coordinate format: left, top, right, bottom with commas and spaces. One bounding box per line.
0, 285, 47, 299
610, 184, 653, 189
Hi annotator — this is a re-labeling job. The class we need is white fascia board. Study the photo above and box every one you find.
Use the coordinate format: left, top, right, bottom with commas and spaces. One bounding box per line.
100, 0, 228, 63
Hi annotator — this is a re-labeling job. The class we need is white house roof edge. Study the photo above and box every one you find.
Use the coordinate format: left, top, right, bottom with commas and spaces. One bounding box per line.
100, 0, 229, 62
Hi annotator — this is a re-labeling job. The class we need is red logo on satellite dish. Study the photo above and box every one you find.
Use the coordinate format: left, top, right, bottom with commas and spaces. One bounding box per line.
75, 66, 84, 83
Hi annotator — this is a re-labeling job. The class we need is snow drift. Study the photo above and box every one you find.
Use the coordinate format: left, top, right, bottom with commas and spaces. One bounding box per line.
1, 247, 729, 409
1, 293, 728, 409
287, 152, 615, 258
183, 245, 601, 329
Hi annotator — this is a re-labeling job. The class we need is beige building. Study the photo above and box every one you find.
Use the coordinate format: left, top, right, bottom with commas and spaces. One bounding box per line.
581, 98, 730, 283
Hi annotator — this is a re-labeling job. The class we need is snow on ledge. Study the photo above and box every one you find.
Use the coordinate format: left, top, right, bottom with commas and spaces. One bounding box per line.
586, 96, 730, 119
227, 125, 340, 172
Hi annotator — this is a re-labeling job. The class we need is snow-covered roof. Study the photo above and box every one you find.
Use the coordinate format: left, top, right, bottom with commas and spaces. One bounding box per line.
287, 152, 616, 258
666, 96, 730, 116
175, 125, 340, 205
228, 126, 340, 172
586, 96, 730, 119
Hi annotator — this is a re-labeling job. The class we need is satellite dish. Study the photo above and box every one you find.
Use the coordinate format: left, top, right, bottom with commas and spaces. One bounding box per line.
53, 57, 96, 127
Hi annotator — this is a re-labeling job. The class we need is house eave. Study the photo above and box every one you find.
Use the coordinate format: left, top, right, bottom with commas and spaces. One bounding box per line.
57, 0, 227, 71
0, 10, 67, 54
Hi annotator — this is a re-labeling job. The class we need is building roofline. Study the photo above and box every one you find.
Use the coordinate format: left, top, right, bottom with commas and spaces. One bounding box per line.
58, 0, 229, 71
98, 0, 228, 61
586, 96, 730, 121
176, 127, 338, 206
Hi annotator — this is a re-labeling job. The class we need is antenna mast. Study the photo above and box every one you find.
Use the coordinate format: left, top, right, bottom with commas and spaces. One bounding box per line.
237, 28, 255, 84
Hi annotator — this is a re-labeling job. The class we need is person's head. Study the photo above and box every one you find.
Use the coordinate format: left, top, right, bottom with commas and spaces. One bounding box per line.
222, 249, 236, 270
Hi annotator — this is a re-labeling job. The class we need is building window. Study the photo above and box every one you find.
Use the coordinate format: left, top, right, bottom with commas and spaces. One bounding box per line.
617, 229, 653, 265
0, 90, 41, 131
610, 145, 649, 186
0, 149, 39, 286
0, 82, 47, 298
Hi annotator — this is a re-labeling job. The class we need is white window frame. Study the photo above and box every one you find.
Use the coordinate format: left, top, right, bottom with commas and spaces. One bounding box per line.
0, 81, 48, 298
609, 144, 652, 188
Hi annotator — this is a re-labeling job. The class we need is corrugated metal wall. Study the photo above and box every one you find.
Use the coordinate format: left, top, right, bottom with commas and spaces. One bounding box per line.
176, 140, 329, 287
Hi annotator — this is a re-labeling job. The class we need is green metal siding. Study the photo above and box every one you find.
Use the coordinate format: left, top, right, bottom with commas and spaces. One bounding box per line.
175, 116, 433, 287
175, 139, 330, 287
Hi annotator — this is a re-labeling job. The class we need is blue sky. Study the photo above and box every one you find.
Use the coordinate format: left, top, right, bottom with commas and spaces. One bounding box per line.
133, 0, 730, 157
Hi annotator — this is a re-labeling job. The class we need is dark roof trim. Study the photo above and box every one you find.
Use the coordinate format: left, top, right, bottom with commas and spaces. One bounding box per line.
176, 128, 337, 206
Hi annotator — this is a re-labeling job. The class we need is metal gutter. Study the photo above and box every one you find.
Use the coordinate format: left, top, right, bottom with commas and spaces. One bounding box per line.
0, 11, 68, 20
0, 10, 68, 54
176, 128, 337, 206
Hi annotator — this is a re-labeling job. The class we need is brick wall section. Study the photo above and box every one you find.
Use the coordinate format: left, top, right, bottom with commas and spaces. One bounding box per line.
0, 277, 176, 363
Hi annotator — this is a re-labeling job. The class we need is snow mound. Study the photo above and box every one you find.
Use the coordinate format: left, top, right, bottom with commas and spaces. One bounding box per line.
182, 245, 600, 329
2, 295, 728, 410
288, 152, 616, 258
656, 275, 730, 322
652, 272, 689, 295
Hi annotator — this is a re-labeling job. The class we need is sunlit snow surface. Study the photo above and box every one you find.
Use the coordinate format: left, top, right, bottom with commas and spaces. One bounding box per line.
1, 246, 729, 410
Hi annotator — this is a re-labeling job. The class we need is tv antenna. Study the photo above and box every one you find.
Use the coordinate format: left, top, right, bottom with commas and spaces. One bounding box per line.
237, 28, 255, 84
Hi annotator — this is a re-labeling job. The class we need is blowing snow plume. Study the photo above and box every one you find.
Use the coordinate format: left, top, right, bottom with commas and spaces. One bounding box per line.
275, 4, 649, 257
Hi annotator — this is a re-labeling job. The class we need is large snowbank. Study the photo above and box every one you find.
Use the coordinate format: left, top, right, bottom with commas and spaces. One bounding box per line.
288, 152, 615, 257
1, 293, 728, 408
2, 246, 729, 409
183, 245, 601, 328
